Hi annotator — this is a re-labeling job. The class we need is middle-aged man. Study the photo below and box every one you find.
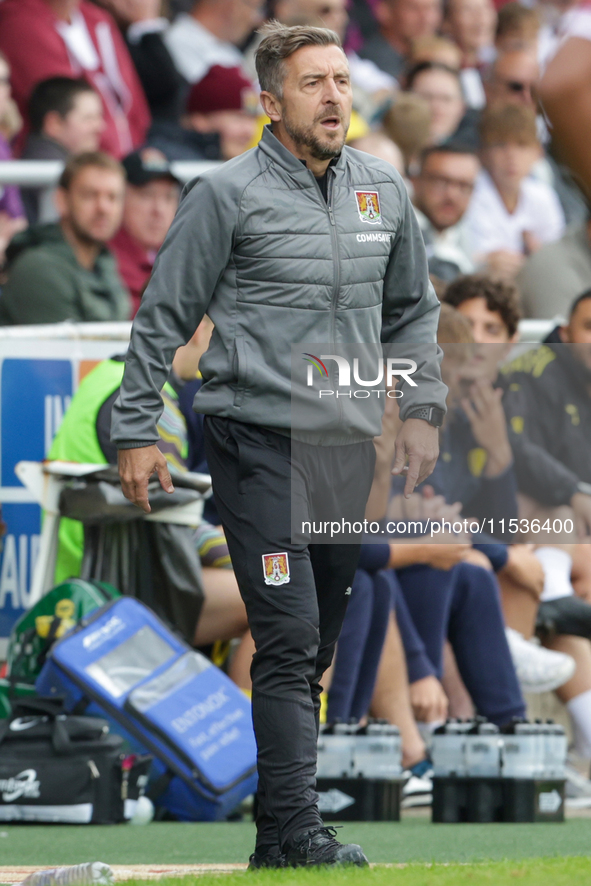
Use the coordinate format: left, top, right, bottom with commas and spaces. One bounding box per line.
359, 0, 443, 80
110, 148, 181, 317
112, 22, 446, 868
412, 144, 480, 280
0, 0, 149, 158
0, 152, 129, 326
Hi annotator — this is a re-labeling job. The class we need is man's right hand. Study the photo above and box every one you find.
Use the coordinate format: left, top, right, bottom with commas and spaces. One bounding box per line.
118, 444, 174, 514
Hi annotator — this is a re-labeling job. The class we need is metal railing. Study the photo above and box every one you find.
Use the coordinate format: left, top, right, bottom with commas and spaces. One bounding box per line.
0, 159, 222, 187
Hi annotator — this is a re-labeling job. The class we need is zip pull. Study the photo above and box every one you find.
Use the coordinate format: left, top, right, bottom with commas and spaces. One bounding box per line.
328, 205, 335, 226
88, 760, 100, 779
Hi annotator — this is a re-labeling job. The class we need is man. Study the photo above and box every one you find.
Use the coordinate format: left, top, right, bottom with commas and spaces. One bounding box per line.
0, 0, 149, 158
0, 152, 129, 326
112, 22, 445, 867
21, 77, 105, 225
502, 292, 591, 535
484, 49, 539, 110
412, 144, 480, 281
359, 0, 443, 80
450, 280, 591, 791
183, 65, 259, 162
110, 148, 181, 317
443, 0, 497, 69
164, 0, 263, 85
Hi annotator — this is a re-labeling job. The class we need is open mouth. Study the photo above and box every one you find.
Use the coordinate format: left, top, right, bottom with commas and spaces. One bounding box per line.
320, 116, 341, 130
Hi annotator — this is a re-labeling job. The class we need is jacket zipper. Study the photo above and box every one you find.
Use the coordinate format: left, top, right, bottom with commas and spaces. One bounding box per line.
310, 168, 343, 427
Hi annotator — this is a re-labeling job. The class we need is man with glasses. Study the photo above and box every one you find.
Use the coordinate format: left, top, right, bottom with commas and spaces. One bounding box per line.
484, 49, 539, 109
412, 143, 480, 281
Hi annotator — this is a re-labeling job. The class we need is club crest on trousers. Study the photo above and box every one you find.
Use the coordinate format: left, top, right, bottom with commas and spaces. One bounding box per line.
262, 552, 290, 586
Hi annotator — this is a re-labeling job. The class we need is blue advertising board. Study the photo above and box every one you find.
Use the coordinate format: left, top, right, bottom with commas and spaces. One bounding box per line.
0, 336, 128, 655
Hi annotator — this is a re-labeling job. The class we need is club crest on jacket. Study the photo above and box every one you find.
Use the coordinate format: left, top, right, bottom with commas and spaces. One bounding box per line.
354, 190, 381, 225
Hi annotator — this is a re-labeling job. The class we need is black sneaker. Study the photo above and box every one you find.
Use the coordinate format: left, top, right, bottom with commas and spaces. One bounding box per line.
248, 847, 285, 869
285, 826, 368, 867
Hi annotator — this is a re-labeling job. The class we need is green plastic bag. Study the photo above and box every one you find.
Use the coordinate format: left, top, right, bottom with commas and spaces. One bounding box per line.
7, 578, 120, 684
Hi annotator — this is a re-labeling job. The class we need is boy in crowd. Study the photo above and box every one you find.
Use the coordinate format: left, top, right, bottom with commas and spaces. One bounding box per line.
465, 104, 564, 279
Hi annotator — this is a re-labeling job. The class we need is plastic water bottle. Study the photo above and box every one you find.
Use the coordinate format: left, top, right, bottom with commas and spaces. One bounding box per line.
501, 720, 542, 778
19, 864, 114, 886
544, 721, 567, 779
353, 720, 402, 779
317, 721, 355, 778
465, 719, 501, 777
432, 720, 473, 777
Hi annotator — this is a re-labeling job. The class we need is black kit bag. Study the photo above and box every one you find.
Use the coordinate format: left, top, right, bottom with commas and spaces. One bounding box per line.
0, 698, 151, 823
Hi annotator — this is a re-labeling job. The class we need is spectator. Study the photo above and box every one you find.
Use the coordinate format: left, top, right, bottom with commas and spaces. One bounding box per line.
412, 144, 479, 280
22, 78, 105, 225
450, 280, 591, 783
110, 148, 181, 317
163, 0, 263, 85
0, 52, 27, 264
348, 131, 406, 175
517, 217, 591, 320
407, 62, 466, 145
443, 0, 497, 69
495, 3, 540, 56
410, 35, 462, 69
358, 0, 443, 80
443, 0, 496, 108
464, 104, 565, 278
484, 49, 539, 110
95, 0, 187, 125
0, 0, 150, 159
182, 65, 259, 162
0, 152, 129, 326
382, 92, 431, 171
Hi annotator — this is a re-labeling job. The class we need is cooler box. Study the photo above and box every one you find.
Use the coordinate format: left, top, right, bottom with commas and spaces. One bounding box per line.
36, 597, 257, 821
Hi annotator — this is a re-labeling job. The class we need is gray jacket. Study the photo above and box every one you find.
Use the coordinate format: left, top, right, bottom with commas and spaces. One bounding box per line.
112, 126, 446, 448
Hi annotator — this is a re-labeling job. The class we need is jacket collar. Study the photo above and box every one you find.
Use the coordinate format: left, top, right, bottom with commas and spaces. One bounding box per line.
258, 124, 347, 183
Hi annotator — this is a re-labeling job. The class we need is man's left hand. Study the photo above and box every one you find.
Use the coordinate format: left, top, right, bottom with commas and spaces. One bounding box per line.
391, 418, 439, 498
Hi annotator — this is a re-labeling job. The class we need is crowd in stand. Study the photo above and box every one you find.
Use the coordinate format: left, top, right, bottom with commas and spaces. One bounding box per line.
4, 0, 591, 810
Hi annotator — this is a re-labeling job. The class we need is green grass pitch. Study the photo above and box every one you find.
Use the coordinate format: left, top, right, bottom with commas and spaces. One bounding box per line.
2, 819, 591, 886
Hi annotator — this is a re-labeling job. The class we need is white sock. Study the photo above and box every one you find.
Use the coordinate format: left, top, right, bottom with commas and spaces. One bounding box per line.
567, 689, 591, 759
535, 546, 574, 601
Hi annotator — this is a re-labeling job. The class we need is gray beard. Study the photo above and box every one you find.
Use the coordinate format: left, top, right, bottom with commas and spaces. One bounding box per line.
282, 110, 346, 161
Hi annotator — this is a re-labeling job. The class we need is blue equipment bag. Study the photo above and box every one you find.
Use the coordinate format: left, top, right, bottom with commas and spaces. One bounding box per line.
36, 597, 257, 821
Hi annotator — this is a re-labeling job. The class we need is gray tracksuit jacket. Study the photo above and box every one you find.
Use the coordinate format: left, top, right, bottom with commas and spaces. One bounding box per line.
111, 126, 446, 449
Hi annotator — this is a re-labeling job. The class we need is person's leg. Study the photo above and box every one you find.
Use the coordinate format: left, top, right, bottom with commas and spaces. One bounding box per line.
227, 630, 255, 691
326, 569, 374, 723
441, 642, 475, 720
546, 634, 591, 758
446, 562, 526, 726
349, 570, 393, 721
193, 566, 248, 645
571, 544, 591, 601
203, 417, 322, 853
497, 545, 544, 639
370, 610, 427, 769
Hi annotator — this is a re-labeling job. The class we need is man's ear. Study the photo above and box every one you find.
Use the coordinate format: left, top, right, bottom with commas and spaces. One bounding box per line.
53, 186, 67, 218
43, 110, 65, 142
558, 324, 570, 343
259, 90, 282, 123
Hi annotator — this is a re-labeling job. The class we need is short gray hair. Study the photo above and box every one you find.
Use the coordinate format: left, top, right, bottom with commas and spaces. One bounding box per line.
255, 20, 343, 98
